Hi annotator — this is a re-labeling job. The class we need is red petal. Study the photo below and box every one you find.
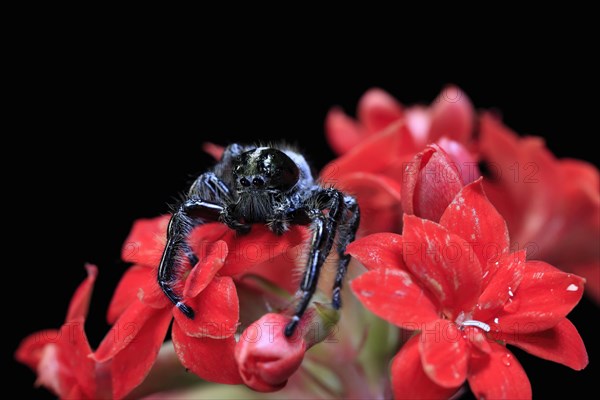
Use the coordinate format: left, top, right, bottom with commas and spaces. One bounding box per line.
468, 342, 532, 400
419, 320, 468, 388
463, 326, 491, 355
439, 179, 510, 267
494, 261, 585, 334
122, 215, 170, 266
428, 85, 474, 144
325, 107, 366, 155
241, 242, 304, 295
499, 318, 588, 371
320, 120, 414, 183
535, 159, 599, 303
202, 142, 224, 160
188, 222, 229, 245
175, 276, 239, 338
111, 308, 172, 399
522, 260, 561, 274
401, 146, 431, 216
35, 344, 64, 396
346, 233, 407, 271
189, 223, 307, 277
350, 269, 438, 329
183, 240, 228, 298
66, 264, 97, 322
65, 386, 85, 399
94, 300, 163, 363
59, 317, 96, 398
62, 267, 98, 397
331, 172, 403, 235
15, 329, 61, 370
107, 265, 156, 324
172, 321, 242, 384
219, 225, 308, 276
478, 114, 557, 250
357, 88, 404, 134
476, 250, 526, 321
139, 276, 179, 311
402, 215, 482, 319
391, 335, 460, 399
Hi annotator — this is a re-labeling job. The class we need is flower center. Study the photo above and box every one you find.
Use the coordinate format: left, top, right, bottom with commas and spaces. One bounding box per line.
460, 320, 491, 332
454, 311, 491, 332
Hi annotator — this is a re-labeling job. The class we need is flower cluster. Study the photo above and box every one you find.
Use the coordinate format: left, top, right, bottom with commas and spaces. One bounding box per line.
322, 86, 599, 302
17, 86, 596, 399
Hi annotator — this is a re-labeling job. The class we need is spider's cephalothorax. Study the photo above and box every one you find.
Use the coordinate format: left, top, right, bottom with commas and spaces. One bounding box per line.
158, 144, 360, 336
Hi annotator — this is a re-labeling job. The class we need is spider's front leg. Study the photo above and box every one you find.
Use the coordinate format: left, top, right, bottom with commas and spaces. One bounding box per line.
158, 199, 223, 318
285, 189, 346, 337
158, 172, 232, 318
331, 195, 360, 309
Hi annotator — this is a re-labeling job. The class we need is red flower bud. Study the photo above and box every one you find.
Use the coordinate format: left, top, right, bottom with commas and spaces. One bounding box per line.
402, 143, 469, 222
235, 313, 307, 392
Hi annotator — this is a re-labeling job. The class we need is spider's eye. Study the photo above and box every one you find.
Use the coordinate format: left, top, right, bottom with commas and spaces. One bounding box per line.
252, 177, 265, 186
240, 177, 251, 187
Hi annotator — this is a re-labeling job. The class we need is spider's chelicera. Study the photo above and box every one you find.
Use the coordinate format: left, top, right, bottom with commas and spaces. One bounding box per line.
158, 143, 359, 336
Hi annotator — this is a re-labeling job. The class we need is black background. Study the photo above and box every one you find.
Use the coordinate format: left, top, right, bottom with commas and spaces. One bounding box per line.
8, 42, 598, 399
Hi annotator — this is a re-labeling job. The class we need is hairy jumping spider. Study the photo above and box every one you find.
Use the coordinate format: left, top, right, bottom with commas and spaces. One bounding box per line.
158, 143, 360, 336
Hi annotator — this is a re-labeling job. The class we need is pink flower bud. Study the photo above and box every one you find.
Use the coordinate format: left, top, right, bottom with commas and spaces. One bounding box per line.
235, 313, 307, 392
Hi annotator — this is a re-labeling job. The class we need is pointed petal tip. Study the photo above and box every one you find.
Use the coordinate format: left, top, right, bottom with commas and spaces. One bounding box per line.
202, 142, 225, 160
325, 106, 364, 155
183, 240, 228, 298
84, 263, 98, 278
345, 232, 406, 271
429, 85, 475, 144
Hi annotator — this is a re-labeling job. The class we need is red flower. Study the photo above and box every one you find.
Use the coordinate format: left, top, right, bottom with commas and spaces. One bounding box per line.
479, 113, 600, 303
15, 265, 110, 399
326, 86, 475, 154
348, 180, 588, 399
93, 215, 308, 398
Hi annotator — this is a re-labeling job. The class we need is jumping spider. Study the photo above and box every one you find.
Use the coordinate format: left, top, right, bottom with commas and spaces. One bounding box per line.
158, 143, 360, 336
